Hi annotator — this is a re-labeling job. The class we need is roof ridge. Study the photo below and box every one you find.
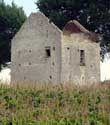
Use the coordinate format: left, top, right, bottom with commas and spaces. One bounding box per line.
63, 20, 99, 42
71, 20, 90, 33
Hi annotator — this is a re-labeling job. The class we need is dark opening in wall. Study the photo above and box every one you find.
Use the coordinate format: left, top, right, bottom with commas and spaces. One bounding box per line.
46, 30, 48, 37
67, 47, 70, 50
52, 62, 55, 65
29, 50, 32, 53
49, 75, 52, 79
53, 47, 55, 50
29, 62, 31, 65
45, 47, 51, 57
80, 50, 85, 66
19, 64, 21, 66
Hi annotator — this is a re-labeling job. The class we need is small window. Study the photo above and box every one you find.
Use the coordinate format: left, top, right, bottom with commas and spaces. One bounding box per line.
80, 50, 85, 66
49, 75, 52, 79
45, 47, 51, 57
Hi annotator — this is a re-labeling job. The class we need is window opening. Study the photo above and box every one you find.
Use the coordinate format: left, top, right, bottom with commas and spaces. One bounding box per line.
45, 47, 51, 57
80, 50, 85, 66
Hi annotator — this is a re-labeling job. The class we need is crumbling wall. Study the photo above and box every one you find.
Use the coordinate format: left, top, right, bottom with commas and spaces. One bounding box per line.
61, 33, 100, 84
11, 12, 62, 83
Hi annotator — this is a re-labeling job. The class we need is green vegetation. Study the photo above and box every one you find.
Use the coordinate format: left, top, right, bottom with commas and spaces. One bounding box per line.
0, 1, 26, 68
0, 83, 109, 124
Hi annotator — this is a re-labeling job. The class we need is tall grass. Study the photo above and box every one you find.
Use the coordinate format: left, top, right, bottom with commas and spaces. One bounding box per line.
0, 82, 109, 125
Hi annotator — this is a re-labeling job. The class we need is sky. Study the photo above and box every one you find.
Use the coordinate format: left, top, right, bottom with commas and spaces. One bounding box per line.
5, 0, 37, 16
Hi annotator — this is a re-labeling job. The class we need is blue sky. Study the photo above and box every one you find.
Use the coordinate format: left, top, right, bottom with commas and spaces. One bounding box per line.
5, 0, 37, 16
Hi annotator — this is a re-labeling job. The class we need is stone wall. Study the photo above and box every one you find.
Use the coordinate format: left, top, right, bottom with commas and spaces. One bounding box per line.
61, 33, 100, 84
11, 12, 62, 83
11, 12, 100, 85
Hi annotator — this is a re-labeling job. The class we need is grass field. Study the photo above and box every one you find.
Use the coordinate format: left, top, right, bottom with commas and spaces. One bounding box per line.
0, 83, 109, 125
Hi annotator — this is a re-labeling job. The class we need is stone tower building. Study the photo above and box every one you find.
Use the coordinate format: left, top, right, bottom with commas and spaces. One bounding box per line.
11, 12, 100, 84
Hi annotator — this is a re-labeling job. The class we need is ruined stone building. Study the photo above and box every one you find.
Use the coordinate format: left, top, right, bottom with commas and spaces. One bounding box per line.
11, 12, 100, 84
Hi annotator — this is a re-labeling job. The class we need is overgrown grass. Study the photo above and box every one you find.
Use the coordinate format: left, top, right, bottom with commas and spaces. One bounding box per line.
0, 83, 109, 125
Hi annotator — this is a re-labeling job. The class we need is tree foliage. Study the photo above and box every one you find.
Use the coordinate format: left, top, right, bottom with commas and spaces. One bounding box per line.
36, 0, 110, 55
0, 1, 26, 67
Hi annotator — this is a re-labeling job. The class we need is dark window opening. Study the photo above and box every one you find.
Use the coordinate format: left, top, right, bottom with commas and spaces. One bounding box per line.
45, 47, 51, 57
50, 75, 52, 79
80, 50, 85, 66
67, 47, 70, 50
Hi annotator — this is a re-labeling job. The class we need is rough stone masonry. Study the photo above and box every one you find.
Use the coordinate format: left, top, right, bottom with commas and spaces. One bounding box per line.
11, 12, 100, 84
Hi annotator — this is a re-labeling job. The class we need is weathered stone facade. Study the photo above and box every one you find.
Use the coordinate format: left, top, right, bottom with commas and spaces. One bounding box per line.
11, 12, 100, 84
